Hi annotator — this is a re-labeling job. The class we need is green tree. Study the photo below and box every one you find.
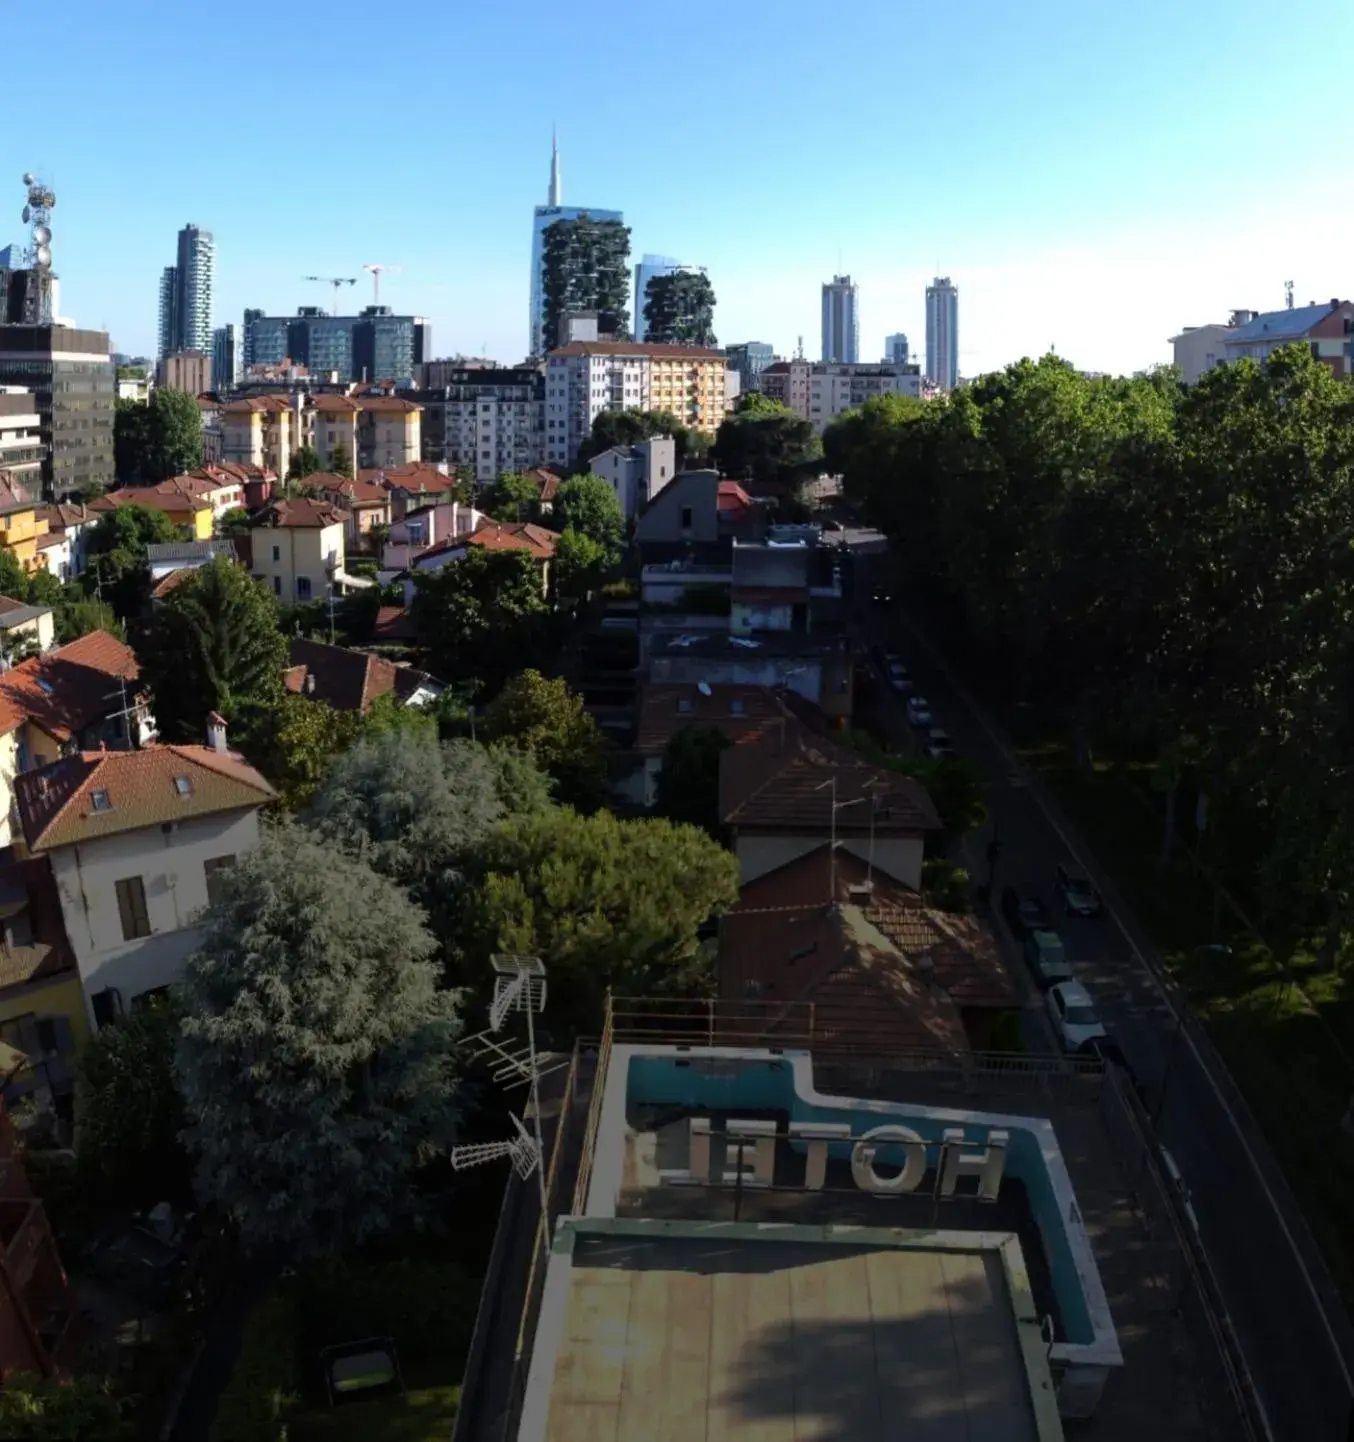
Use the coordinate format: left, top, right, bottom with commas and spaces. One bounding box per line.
643, 269, 717, 346
144, 387, 205, 481
541, 213, 631, 350
0, 1373, 131, 1441
463, 809, 739, 1036
262, 693, 362, 810
484, 669, 606, 810
483, 471, 543, 523
219, 506, 252, 533
24, 568, 63, 607
577, 407, 700, 469
175, 824, 463, 1258
554, 527, 608, 599
84, 503, 178, 617
712, 392, 822, 486
286, 443, 322, 484
655, 725, 731, 837
410, 548, 547, 690
77, 1005, 190, 1208
54, 594, 123, 645
553, 474, 624, 565
330, 439, 354, 479
138, 557, 288, 750
0, 547, 26, 600
113, 397, 150, 483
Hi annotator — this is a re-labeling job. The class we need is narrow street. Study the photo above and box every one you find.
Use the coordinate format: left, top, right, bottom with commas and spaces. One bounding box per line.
843, 521, 1354, 1442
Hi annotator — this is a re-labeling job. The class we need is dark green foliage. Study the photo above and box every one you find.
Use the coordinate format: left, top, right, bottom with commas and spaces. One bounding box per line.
643, 268, 717, 346
24, 567, 63, 607
484, 669, 606, 810
330, 439, 353, 479
655, 725, 731, 837
0, 548, 25, 602
922, 857, 971, 912
577, 407, 702, 469
207, 1288, 298, 1442
0, 1372, 132, 1441
137, 556, 288, 750
77, 1004, 191, 1208
712, 392, 822, 486
553, 527, 608, 599
553, 474, 624, 566
286, 444, 322, 483
219, 506, 252, 533
54, 594, 123, 645
84, 503, 178, 617
541, 212, 631, 348
113, 397, 149, 483
142, 388, 205, 481
482, 471, 542, 522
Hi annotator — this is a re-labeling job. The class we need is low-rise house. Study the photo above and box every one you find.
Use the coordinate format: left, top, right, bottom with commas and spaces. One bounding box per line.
0, 475, 50, 575
0, 630, 152, 847
718, 846, 1014, 1054
0, 597, 54, 656
520, 467, 562, 514
590, 437, 676, 519
35, 502, 94, 579
14, 719, 275, 1028
284, 638, 442, 713
356, 395, 422, 469
374, 463, 458, 520
379, 500, 483, 571
307, 473, 392, 546
146, 538, 238, 603
718, 718, 941, 887
251, 498, 350, 604
634, 469, 766, 564
408, 520, 558, 598
89, 485, 213, 540
34, 532, 69, 580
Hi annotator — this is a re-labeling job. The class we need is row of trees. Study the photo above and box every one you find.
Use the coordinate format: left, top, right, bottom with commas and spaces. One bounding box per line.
826, 345, 1354, 961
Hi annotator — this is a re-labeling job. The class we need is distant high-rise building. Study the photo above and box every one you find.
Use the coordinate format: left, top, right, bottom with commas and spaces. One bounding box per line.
157, 225, 214, 359
821, 275, 859, 363
237, 306, 429, 385
641, 267, 716, 346
885, 333, 910, 366
241, 308, 264, 369
540, 213, 631, 352
0, 245, 22, 269
633, 255, 681, 340
726, 342, 775, 393
528, 133, 623, 355
211, 324, 240, 391
925, 276, 959, 390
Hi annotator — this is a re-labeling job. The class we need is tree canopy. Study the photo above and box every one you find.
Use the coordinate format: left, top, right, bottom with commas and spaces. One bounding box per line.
85, 503, 179, 617
115, 388, 205, 482
175, 824, 463, 1258
137, 557, 288, 750
553, 474, 625, 566
655, 725, 731, 837
484, 669, 606, 810
286, 443, 322, 483
577, 407, 705, 469
712, 392, 822, 487
482, 471, 543, 523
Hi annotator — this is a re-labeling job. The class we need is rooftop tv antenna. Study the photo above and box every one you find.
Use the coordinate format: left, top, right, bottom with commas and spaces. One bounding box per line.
1284, 281, 1294, 310
362, 262, 401, 305
17, 173, 56, 324
795, 335, 805, 360
303, 275, 357, 306
451, 955, 563, 1217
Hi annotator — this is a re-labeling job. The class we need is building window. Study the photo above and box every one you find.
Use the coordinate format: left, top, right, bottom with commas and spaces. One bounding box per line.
174, 775, 193, 797
680, 506, 693, 530
90, 987, 123, 1029
272, 544, 281, 562
297, 576, 312, 600
203, 854, 237, 907
272, 576, 282, 596
115, 876, 151, 941
90, 788, 113, 812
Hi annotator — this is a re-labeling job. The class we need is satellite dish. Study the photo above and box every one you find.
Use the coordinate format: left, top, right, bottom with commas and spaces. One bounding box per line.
34, 246, 50, 267
21, 173, 34, 186
32, 224, 50, 245
698, 680, 712, 696
21, 206, 29, 224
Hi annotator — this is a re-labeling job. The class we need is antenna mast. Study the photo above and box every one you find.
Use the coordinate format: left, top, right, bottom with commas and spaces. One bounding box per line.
1284, 280, 1295, 311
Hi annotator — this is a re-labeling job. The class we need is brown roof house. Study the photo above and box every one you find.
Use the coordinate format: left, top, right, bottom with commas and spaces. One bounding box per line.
719, 718, 941, 889
13, 715, 275, 1029
284, 638, 442, 713
407, 521, 559, 602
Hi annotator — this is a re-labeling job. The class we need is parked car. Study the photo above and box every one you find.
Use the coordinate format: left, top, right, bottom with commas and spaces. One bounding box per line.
1055, 862, 1103, 917
887, 662, 912, 694
1000, 885, 1051, 941
1023, 928, 1073, 986
906, 695, 933, 728
1046, 980, 1107, 1052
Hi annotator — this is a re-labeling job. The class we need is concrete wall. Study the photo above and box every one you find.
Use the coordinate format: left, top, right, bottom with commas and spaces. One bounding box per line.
634, 470, 719, 546
49, 808, 263, 1022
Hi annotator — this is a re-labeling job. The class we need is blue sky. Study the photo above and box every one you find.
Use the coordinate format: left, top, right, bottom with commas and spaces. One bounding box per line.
19, 0, 1354, 376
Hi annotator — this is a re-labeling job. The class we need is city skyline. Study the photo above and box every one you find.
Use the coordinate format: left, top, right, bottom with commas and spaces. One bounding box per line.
31, 0, 1354, 378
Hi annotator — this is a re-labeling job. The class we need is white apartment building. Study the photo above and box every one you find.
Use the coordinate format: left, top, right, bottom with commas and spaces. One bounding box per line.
14, 727, 274, 1028
807, 363, 923, 433
0, 387, 43, 482
589, 436, 677, 519
424, 366, 545, 483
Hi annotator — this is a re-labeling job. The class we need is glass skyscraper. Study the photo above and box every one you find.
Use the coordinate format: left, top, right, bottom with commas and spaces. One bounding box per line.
726, 341, 775, 391
240, 307, 427, 384
925, 277, 959, 390
821, 275, 859, 363
158, 225, 215, 359
633, 254, 682, 340
885, 333, 910, 366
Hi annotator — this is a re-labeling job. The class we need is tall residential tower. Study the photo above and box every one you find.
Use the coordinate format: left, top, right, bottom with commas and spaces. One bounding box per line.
528, 133, 622, 355
821, 275, 859, 363
157, 225, 215, 359
925, 276, 959, 390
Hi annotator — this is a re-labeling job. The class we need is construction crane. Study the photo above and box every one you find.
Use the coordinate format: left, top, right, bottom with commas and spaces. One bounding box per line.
301, 273, 354, 302
363, 262, 401, 306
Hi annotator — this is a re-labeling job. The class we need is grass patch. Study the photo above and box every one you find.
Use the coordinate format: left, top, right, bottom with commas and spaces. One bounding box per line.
1023, 737, 1354, 1304
290, 1373, 459, 1442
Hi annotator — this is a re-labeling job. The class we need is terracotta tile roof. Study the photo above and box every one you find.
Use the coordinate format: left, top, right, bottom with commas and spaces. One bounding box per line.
89, 487, 210, 516
194, 461, 256, 484
355, 396, 421, 414
0, 474, 37, 515
0, 595, 29, 617
719, 720, 941, 834
37, 502, 91, 531
0, 630, 140, 741
717, 481, 753, 513
311, 395, 361, 413
260, 497, 348, 528
372, 606, 416, 641
151, 568, 195, 600
285, 638, 440, 712
523, 467, 562, 502
549, 341, 725, 360
379, 464, 455, 492
309, 475, 388, 505
16, 744, 276, 852
465, 521, 558, 557
35, 532, 66, 552
636, 683, 784, 758
718, 848, 968, 1054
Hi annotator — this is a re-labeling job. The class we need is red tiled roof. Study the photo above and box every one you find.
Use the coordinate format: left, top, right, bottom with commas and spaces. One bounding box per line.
151, 569, 195, 600
0, 475, 37, 515
355, 396, 421, 414
379, 464, 455, 492
523, 467, 562, 502
285, 638, 439, 712
719, 848, 970, 1053
421, 521, 558, 561
15, 744, 275, 851
372, 606, 416, 641
0, 630, 140, 741
717, 481, 753, 513
309, 475, 388, 505
719, 720, 941, 834
261, 497, 348, 529
223, 396, 295, 416
636, 683, 785, 758
311, 395, 361, 413
89, 487, 210, 516
37, 502, 92, 531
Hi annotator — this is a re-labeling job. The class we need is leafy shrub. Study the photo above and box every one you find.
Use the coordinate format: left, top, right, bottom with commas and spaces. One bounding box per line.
0, 1372, 131, 1440
209, 1288, 298, 1442
922, 857, 970, 913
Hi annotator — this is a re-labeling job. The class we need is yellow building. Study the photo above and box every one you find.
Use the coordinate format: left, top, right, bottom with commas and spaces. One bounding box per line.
88, 487, 214, 540
222, 395, 309, 476
312, 395, 360, 470
250, 497, 350, 605
356, 395, 422, 469
645, 347, 729, 435
0, 474, 51, 574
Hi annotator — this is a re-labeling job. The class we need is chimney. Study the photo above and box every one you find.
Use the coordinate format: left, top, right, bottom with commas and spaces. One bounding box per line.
207, 711, 228, 753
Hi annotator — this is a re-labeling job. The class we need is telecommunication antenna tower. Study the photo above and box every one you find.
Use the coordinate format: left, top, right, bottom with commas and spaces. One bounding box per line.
362, 262, 401, 305
16, 173, 56, 324
450, 956, 564, 1218
1284, 280, 1295, 311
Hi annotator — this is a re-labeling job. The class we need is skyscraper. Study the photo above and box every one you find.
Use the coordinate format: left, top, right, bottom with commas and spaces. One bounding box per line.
633, 255, 681, 340
212, 324, 240, 391
726, 342, 775, 392
821, 275, 859, 363
885, 333, 910, 366
539, 213, 631, 352
528, 133, 622, 355
925, 276, 959, 390
157, 225, 215, 359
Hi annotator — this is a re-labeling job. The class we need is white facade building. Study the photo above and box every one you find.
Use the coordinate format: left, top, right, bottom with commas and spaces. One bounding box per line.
821, 275, 860, 363
589, 436, 677, 518
925, 276, 959, 390
428, 366, 545, 483
807, 363, 922, 433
